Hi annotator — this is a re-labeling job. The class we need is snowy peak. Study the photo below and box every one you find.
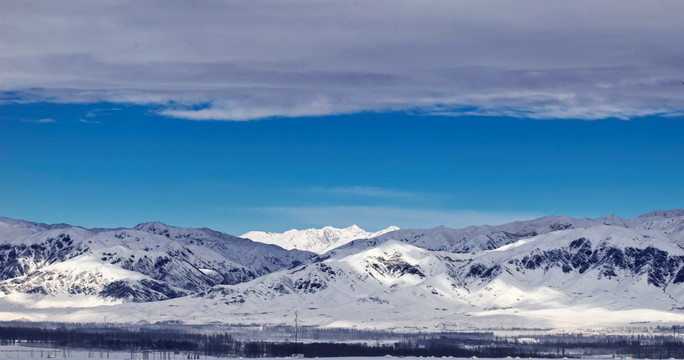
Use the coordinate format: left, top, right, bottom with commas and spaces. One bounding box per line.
132, 221, 211, 240
0, 219, 314, 305
241, 224, 400, 254
133, 221, 172, 232
203, 240, 459, 311
637, 209, 684, 220
337, 240, 449, 286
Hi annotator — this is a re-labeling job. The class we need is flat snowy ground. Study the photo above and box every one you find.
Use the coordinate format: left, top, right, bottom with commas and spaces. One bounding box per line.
1, 346, 197, 360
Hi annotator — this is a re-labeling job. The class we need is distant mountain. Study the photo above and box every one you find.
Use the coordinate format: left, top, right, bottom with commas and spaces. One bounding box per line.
2, 210, 684, 331
241, 225, 399, 254
0, 218, 314, 304
327, 210, 684, 256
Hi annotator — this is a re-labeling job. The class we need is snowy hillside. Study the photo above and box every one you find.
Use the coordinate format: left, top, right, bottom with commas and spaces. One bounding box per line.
0, 218, 314, 304
157, 222, 684, 330
241, 225, 399, 254
2, 211, 684, 331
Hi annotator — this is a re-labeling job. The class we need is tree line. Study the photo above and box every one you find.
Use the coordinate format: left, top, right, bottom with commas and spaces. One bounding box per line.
1, 323, 684, 358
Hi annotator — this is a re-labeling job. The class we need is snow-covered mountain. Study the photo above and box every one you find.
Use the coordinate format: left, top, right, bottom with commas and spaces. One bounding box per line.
327, 209, 684, 256
0, 218, 314, 304
177, 221, 684, 330
241, 225, 399, 254
2, 210, 684, 331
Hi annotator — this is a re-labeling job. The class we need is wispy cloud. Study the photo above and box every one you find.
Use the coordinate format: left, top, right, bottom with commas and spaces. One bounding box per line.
16, 118, 57, 124
78, 119, 101, 124
305, 186, 428, 201
249, 206, 543, 231
1, 1, 684, 120
85, 107, 120, 118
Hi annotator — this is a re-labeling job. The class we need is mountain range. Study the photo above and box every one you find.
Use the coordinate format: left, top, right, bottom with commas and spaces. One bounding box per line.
2, 210, 684, 331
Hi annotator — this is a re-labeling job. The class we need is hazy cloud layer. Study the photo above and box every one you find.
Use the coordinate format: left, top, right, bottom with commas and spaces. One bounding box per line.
2, 1, 684, 120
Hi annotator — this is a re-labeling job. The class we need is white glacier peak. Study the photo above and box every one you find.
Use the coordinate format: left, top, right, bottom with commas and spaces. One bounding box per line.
241, 224, 400, 254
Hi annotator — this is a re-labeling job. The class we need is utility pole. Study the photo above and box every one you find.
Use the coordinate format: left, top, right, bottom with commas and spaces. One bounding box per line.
295, 310, 299, 355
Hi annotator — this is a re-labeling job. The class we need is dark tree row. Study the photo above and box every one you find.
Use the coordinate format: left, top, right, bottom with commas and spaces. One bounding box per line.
1, 324, 684, 358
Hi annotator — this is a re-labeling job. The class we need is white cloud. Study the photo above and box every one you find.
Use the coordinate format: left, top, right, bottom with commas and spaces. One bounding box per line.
160, 97, 338, 121
249, 206, 543, 232
1, 1, 684, 120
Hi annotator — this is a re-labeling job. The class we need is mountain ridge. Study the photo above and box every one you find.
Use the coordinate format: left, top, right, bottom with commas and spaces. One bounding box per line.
1, 210, 684, 330
0, 218, 315, 303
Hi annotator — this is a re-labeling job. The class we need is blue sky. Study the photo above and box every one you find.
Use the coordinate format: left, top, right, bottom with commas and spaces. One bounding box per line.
1, 1, 683, 234
1, 102, 682, 234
